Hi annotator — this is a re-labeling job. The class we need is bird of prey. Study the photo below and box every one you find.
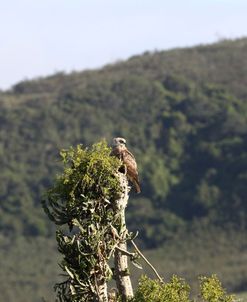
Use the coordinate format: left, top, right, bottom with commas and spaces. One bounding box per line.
111, 137, 141, 193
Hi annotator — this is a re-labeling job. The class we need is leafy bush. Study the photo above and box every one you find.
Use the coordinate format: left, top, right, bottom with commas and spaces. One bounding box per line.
131, 275, 191, 302
43, 141, 121, 227
199, 275, 235, 302
130, 275, 235, 302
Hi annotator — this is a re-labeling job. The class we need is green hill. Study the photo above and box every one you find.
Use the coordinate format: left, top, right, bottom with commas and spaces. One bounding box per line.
1, 38, 247, 301
1, 38, 247, 245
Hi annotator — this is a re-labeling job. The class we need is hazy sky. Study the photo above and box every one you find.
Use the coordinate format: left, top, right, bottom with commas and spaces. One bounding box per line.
1, 0, 247, 89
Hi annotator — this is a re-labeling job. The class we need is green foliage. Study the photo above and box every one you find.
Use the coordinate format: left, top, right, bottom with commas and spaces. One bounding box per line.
43, 142, 121, 226
43, 142, 123, 301
131, 274, 235, 302
199, 275, 235, 302
131, 275, 191, 302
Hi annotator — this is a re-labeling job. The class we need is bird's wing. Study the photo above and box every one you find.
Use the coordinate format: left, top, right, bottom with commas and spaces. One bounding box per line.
122, 149, 141, 193
122, 149, 137, 170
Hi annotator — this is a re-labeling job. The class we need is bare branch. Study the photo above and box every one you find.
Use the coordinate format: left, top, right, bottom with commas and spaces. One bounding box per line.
115, 246, 135, 257
130, 240, 164, 283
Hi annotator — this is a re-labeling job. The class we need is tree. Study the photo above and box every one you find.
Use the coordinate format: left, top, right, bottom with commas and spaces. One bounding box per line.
42, 141, 235, 302
42, 141, 136, 301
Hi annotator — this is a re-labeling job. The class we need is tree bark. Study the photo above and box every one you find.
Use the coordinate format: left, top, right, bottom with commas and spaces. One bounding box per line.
114, 172, 134, 301
95, 277, 108, 302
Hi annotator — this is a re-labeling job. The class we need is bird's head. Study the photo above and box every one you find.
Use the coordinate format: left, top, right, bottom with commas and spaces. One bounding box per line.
112, 137, 126, 148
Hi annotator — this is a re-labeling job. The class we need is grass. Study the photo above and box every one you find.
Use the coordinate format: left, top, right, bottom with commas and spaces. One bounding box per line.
0, 235, 60, 302
236, 292, 247, 301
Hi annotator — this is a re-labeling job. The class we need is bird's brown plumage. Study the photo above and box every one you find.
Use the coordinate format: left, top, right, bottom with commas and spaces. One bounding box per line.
111, 137, 141, 193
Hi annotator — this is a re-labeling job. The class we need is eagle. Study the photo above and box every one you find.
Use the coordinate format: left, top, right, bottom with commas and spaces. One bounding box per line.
111, 137, 141, 193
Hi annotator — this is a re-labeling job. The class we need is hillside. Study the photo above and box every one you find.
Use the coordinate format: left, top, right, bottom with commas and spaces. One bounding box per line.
1, 38, 247, 301
1, 38, 247, 245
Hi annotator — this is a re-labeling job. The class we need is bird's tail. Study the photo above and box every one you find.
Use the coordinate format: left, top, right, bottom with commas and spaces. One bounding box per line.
133, 179, 141, 194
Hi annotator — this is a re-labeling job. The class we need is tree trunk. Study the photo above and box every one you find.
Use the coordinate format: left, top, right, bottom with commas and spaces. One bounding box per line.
114, 172, 134, 301
95, 277, 108, 302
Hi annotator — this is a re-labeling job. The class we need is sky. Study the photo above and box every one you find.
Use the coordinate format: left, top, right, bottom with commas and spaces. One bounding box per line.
1, 0, 247, 90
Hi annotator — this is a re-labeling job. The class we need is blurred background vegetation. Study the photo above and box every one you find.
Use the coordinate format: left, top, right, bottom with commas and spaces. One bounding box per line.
1, 38, 247, 301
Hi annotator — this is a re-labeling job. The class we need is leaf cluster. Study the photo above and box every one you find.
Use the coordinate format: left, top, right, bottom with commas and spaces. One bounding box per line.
199, 275, 235, 302
42, 142, 121, 226
131, 275, 191, 302
131, 275, 235, 302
